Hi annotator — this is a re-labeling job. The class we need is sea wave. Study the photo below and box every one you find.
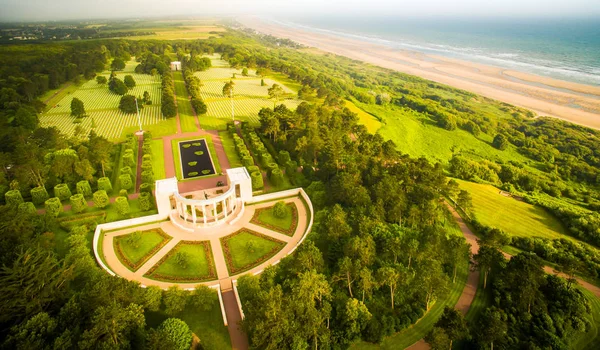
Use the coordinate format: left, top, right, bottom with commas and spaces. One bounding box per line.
263, 18, 600, 86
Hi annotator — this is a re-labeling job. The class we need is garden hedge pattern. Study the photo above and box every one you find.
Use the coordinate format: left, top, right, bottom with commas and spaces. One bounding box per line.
220, 229, 285, 275
144, 240, 217, 282
250, 202, 299, 237
114, 228, 171, 272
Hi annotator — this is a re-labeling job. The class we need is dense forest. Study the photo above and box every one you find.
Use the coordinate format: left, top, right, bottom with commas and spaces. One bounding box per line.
0, 26, 597, 349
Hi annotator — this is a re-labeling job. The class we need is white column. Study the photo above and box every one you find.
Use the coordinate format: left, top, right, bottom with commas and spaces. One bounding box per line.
223, 199, 228, 219
192, 205, 197, 224
183, 203, 188, 221
213, 202, 218, 223
202, 205, 207, 225
177, 201, 183, 218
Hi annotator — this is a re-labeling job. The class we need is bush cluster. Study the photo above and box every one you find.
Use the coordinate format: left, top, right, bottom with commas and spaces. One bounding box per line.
54, 184, 72, 201
30, 186, 49, 205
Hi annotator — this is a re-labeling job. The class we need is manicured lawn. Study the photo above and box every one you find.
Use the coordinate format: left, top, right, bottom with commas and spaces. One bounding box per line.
114, 229, 170, 271
571, 288, 600, 350
251, 203, 297, 236
146, 241, 216, 282
171, 136, 222, 181
120, 118, 177, 141
218, 130, 243, 168
145, 293, 231, 350
345, 100, 382, 134
464, 272, 493, 323
174, 70, 199, 133
350, 260, 469, 350
221, 230, 285, 274
150, 139, 166, 180
455, 179, 572, 242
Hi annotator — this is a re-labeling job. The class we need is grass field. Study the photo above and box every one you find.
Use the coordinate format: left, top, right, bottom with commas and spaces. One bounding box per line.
171, 136, 222, 181
455, 179, 572, 242
145, 293, 231, 350
351, 260, 469, 350
345, 100, 382, 134
118, 25, 225, 40
256, 206, 293, 232
39, 60, 173, 140
150, 139, 166, 180
221, 230, 284, 273
173, 70, 199, 133
114, 229, 169, 271
571, 288, 600, 350
147, 241, 215, 281
464, 273, 493, 323
218, 131, 243, 168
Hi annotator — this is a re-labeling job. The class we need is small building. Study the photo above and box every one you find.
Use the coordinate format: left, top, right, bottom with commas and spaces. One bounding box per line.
170, 61, 182, 71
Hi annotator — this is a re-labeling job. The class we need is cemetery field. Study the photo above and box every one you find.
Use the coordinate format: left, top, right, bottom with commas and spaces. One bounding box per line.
39, 60, 175, 141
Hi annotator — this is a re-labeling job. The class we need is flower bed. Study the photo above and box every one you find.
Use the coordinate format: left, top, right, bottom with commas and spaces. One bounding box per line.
250, 202, 298, 236
220, 229, 285, 275
114, 229, 171, 272
144, 240, 217, 282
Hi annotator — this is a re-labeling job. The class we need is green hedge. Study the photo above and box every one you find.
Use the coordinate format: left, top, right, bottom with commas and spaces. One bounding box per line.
278, 150, 291, 165
139, 192, 153, 211
141, 171, 153, 184
122, 149, 135, 168
70, 194, 87, 213
5, 190, 23, 207
119, 174, 133, 191
139, 183, 153, 193
18, 202, 36, 215
270, 168, 284, 187
120, 166, 133, 177
45, 197, 63, 217
115, 196, 130, 215
141, 160, 153, 173
30, 186, 49, 205
97, 177, 113, 194
242, 155, 254, 168
247, 165, 259, 174
266, 162, 278, 176
93, 190, 110, 208
76, 180, 92, 198
251, 171, 263, 190
54, 184, 72, 201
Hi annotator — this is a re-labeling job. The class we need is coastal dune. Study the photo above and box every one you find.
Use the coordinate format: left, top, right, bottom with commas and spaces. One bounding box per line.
238, 17, 600, 130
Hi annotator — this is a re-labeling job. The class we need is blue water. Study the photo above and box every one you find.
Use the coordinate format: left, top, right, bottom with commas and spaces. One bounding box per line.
269, 16, 600, 86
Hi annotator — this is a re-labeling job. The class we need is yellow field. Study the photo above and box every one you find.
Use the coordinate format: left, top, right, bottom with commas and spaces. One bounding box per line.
345, 100, 382, 134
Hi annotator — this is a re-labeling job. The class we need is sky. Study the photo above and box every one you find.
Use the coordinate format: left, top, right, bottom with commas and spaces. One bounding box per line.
1, 0, 600, 22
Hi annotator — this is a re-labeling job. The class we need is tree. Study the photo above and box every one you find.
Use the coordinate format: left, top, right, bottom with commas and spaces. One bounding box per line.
456, 190, 473, 215
191, 98, 207, 114
4, 312, 57, 349
242, 67, 249, 76
96, 76, 107, 85
109, 77, 128, 95
78, 302, 145, 349
164, 286, 187, 315
158, 318, 192, 350
492, 134, 509, 150
446, 235, 470, 283
426, 327, 451, 350
273, 201, 287, 218
377, 266, 400, 309
123, 75, 136, 88
143, 90, 151, 104
473, 244, 505, 288
174, 251, 188, 269
268, 83, 285, 108
115, 196, 130, 216
476, 307, 507, 350
70, 98, 86, 118
93, 190, 109, 209
222, 80, 235, 120
342, 298, 372, 341
119, 95, 138, 114
433, 307, 468, 349
111, 58, 126, 71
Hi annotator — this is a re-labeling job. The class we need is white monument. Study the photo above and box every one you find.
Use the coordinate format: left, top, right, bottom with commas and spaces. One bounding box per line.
170, 61, 182, 71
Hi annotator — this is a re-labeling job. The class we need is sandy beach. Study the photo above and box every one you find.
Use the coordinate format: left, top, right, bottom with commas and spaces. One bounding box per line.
237, 17, 600, 130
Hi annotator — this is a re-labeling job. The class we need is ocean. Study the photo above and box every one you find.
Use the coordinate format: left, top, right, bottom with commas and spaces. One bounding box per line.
268, 16, 600, 86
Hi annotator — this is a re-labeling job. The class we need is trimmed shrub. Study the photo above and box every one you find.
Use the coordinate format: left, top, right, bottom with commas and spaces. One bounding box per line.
141, 170, 154, 184
115, 196, 130, 215
139, 192, 153, 211
270, 168, 284, 186
31, 186, 49, 205
54, 184, 72, 201
142, 160, 153, 173
122, 149, 135, 168
18, 202, 36, 215
97, 177, 113, 194
142, 154, 152, 162
278, 150, 291, 165
119, 174, 133, 191
242, 156, 254, 168
251, 171, 263, 190
273, 201, 288, 218
76, 180, 92, 198
238, 150, 250, 159
4, 190, 23, 207
159, 318, 192, 350
260, 153, 273, 168
45, 197, 63, 217
247, 165, 259, 174
93, 190, 110, 208
139, 183, 153, 193
119, 189, 129, 197
70, 194, 87, 214
285, 160, 298, 175
120, 166, 133, 176
266, 163, 278, 176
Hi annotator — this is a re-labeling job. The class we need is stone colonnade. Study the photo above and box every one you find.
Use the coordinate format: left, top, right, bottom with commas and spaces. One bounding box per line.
173, 185, 241, 227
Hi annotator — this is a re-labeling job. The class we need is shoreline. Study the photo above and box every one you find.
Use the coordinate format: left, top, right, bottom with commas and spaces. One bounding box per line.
237, 16, 600, 130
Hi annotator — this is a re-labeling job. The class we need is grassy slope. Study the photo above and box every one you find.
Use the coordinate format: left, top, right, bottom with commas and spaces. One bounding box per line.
171, 136, 222, 181
150, 139, 166, 180
571, 288, 600, 350
351, 260, 469, 350
345, 100, 382, 134
115, 230, 167, 267
225, 231, 281, 269
218, 130, 243, 168
455, 179, 572, 241
150, 242, 214, 279
257, 206, 293, 231
173, 70, 198, 133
